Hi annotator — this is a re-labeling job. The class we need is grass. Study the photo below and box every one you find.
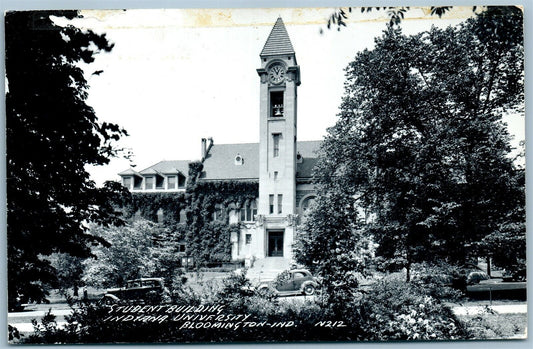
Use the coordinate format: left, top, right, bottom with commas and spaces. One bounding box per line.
458, 312, 527, 339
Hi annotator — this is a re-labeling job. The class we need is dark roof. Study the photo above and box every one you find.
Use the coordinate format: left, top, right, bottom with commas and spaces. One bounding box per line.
260, 17, 295, 57
200, 140, 322, 181
136, 160, 190, 176
296, 140, 322, 179
200, 143, 259, 180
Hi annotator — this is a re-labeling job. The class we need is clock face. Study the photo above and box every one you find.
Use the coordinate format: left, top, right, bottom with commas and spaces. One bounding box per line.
268, 64, 286, 84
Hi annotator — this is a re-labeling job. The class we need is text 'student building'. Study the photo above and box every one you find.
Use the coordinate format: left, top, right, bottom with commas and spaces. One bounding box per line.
119, 18, 320, 266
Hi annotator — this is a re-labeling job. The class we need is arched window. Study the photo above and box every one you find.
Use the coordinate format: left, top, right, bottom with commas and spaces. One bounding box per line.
300, 196, 316, 213
240, 200, 257, 222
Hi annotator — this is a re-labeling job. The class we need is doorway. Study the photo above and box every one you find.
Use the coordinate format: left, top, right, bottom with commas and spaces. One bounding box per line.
268, 231, 284, 257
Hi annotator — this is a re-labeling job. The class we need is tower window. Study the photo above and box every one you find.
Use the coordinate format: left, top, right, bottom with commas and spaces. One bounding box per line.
277, 194, 283, 214
269, 195, 274, 214
274, 171, 278, 180
273, 133, 281, 157
270, 91, 284, 117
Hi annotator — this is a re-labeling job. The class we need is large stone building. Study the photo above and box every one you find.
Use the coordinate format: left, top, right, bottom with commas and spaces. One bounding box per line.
119, 18, 320, 266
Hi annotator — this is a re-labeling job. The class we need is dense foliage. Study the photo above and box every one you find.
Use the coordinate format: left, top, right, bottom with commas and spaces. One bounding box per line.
124, 192, 188, 224
6, 11, 128, 305
84, 176, 259, 276
186, 178, 259, 264
19, 273, 470, 343
81, 220, 186, 288
297, 7, 525, 284
358, 278, 468, 340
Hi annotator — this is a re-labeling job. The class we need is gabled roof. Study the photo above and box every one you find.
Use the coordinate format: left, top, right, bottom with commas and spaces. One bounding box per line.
260, 17, 295, 57
139, 160, 190, 176
200, 140, 322, 181
118, 168, 142, 176
118, 160, 190, 178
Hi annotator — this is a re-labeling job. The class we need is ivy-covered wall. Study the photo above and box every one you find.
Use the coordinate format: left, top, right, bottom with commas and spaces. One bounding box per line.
118, 162, 259, 266
186, 181, 259, 264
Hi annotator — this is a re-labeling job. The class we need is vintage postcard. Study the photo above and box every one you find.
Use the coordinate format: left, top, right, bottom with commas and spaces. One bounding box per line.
5, 5, 527, 344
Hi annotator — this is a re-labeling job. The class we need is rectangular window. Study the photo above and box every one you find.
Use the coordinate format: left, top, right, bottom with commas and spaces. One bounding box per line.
167, 176, 176, 189
269, 195, 274, 214
145, 176, 154, 190
273, 133, 281, 158
270, 91, 284, 117
273, 171, 278, 180
123, 176, 132, 189
245, 234, 252, 244
277, 194, 283, 214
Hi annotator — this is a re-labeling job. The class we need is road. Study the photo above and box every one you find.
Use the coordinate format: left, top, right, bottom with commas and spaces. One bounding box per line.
9, 308, 72, 333
9, 296, 527, 336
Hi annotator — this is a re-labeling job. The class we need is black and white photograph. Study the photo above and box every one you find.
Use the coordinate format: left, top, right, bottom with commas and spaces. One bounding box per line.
4, 3, 528, 345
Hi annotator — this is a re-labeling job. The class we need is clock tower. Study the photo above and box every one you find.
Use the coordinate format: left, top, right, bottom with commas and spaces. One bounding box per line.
256, 17, 300, 260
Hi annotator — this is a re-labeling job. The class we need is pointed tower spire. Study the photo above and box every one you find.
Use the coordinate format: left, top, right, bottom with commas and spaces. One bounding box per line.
260, 17, 295, 57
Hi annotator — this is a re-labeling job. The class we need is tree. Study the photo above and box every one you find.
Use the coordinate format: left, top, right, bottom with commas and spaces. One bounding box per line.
324, 6, 493, 31
297, 7, 524, 282
6, 11, 128, 305
82, 220, 183, 289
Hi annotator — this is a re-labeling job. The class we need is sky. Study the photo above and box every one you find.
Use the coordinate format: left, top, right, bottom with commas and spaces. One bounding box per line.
57, 7, 525, 185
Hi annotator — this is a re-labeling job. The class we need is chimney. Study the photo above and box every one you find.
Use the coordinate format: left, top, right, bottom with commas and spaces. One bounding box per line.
201, 138, 207, 160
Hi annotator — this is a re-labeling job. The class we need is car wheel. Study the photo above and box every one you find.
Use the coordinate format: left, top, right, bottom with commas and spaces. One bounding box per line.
303, 284, 315, 296
101, 294, 120, 305
256, 286, 269, 296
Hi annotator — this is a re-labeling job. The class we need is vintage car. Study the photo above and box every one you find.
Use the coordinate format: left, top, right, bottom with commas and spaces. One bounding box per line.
256, 269, 319, 296
101, 277, 169, 304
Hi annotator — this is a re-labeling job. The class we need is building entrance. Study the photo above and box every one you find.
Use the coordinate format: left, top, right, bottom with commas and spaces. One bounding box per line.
267, 231, 284, 257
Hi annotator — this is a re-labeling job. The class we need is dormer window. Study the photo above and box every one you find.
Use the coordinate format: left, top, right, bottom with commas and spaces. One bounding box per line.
123, 176, 132, 189
168, 175, 177, 189
145, 176, 154, 190
235, 154, 243, 165
270, 91, 284, 117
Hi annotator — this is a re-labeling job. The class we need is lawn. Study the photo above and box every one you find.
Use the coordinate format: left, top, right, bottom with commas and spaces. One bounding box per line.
458, 312, 527, 339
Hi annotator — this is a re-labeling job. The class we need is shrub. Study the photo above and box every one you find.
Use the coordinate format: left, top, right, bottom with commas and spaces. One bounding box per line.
358, 279, 469, 340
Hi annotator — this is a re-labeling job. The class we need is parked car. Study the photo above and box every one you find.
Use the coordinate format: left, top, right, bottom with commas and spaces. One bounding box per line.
101, 277, 170, 304
256, 269, 319, 296
502, 267, 526, 282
